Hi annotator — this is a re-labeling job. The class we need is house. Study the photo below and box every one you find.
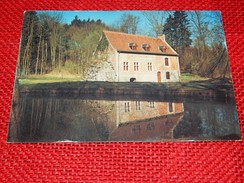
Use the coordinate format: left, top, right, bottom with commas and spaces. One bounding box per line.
87, 30, 180, 82
108, 101, 184, 141
76, 99, 184, 141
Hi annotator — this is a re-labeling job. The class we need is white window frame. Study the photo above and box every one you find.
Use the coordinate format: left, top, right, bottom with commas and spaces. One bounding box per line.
123, 62, 129, 71
168, 102, 175, 113
164, 57, 170, 67
134, 62, 139, 71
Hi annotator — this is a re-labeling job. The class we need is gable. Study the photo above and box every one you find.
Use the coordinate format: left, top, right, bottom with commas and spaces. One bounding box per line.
104, 31, 178, 56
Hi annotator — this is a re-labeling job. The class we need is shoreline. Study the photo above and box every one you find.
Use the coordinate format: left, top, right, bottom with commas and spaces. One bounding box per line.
17, 80, 235, 102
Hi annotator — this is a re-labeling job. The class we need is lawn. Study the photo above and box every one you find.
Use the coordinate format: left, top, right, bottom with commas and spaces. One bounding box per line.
18, 73, 208, 85
18, 76, 81, 85
180, 73, 209, 82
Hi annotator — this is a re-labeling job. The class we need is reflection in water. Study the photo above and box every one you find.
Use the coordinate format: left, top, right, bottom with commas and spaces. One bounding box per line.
8, 94, 241, 142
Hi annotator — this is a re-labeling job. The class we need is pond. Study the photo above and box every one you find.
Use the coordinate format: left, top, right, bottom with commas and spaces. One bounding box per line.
8, 94, 241, 142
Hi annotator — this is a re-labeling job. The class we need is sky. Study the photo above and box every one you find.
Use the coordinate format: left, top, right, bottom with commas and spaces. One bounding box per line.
36, 10, 225, 39
37, 10, 146, 26
36, 10, 171, 36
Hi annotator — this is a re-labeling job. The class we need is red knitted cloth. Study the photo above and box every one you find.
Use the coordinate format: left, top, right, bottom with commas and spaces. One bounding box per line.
0, 0, 243, 182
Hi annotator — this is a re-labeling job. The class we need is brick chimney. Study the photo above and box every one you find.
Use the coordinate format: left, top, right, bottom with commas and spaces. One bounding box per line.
158, 34, 166, 41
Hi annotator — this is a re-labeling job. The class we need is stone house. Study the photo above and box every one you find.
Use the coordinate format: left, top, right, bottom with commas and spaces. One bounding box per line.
87, 30, 180, 82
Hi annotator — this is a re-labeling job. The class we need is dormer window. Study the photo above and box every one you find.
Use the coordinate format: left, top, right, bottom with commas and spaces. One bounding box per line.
128, 42, 137, 50
159, 46, 167, 52
142, 44, 150, 51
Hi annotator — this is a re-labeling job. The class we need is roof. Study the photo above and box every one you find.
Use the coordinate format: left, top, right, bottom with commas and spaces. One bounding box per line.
104, 31, 178, 56
109, 113, 183, 141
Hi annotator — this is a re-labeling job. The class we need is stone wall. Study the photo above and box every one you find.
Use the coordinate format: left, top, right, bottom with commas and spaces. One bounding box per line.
84, 45, 117, 81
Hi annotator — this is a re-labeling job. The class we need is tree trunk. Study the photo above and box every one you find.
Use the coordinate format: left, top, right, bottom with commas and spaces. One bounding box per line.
35, 34, 42, 75
22, 19, 34, 76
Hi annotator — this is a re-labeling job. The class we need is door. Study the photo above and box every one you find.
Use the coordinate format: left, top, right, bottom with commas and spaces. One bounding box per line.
157, 71, 161, 82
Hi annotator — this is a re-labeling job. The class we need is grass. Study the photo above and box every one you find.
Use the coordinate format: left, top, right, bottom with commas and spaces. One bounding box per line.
18, 73, 208, 86
18, 75, 81, 85
16, 73, 233, 101
180, 73, 209, 82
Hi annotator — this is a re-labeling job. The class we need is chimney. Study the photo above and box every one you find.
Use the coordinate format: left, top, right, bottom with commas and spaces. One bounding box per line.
158, 34, 166, 41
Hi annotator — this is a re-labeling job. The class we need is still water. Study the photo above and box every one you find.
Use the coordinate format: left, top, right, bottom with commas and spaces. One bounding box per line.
8, 95, 241, 142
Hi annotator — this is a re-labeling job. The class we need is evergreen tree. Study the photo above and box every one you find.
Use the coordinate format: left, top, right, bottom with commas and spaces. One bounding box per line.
163, 11, 191, 53
163, 11, 192, 70
71, 16, 82, 27
173, 11, 192, 53
163, 15, 175, 47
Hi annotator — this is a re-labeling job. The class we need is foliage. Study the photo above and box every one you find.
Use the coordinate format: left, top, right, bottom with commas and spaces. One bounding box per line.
161, 11, 230, 78
18, 11, 231, 80
163, 11, 192, 69
19, 12, 110, 78
18, 11, 39, 76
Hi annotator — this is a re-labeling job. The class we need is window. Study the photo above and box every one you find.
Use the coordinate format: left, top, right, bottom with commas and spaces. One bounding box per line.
166, 72, 170, 79
148, 62, 152, 71
132, 125, 141, 133
168, 103, 173, 113
136, 101, 141, 111
165, 58, 169, 66
123, 62, 129, 71
146, 123, 155, 130
149, 102, 155, 108
134, 62, 139, 71
142, 44, 150, 51
159, 45, 167, 52
128, 42, 137, 50
125, 102, 130, 112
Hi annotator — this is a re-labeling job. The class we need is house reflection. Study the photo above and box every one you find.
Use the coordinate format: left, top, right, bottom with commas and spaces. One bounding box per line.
109, 101, 184, 141
8, 95, 184, 142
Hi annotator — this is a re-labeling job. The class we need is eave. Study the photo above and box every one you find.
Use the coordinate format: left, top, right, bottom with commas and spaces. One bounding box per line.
117, 50, 178, 56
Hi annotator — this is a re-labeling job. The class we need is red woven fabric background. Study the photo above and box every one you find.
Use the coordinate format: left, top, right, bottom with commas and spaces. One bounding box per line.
0, 0, 243, 182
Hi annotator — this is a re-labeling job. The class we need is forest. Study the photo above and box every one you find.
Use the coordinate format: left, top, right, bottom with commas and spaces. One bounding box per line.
18, 11, 230, 79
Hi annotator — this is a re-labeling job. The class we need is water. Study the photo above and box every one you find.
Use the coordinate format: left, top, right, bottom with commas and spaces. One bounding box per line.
8, 94, 241, 142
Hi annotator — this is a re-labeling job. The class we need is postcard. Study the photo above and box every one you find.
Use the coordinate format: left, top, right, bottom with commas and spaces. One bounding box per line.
7, 10, 241, 142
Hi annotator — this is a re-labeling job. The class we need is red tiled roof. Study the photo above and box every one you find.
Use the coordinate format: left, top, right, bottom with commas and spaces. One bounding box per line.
109, 113, 183, 141
104, 31, 178, 55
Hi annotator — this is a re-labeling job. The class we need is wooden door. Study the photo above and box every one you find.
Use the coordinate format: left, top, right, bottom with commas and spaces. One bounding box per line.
157, 71, 161, 82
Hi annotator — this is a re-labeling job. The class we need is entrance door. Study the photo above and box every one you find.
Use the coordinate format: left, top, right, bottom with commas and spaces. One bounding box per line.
157, 71, 161, 82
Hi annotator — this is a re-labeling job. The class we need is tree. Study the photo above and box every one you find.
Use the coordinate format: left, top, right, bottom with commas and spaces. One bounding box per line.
19, 11, 39, 76
143, 11, 169, 37
118, 13, 140, 34
71, 16, 82, 27
163, 11, 192, 70
37, 13, 63, 73
163, 15, 175, 46
174, 11, 192, 53
185, 11, 230, 78
189, 11, 212, 75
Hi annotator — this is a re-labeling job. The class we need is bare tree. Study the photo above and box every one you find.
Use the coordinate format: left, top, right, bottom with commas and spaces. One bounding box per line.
142, 11, 171, 37
39, 12, 63, 70
115, 13, 140, 34
35, 27, 42, 75
22, 19, 34, 76
188, 11, 211, 74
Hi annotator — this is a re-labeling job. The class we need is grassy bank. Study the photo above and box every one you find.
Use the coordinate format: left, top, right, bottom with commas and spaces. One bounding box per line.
15, 73, 234, 101
180, 73, 209, 82
18, 73, 208, 85
18, 75, 80, 85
